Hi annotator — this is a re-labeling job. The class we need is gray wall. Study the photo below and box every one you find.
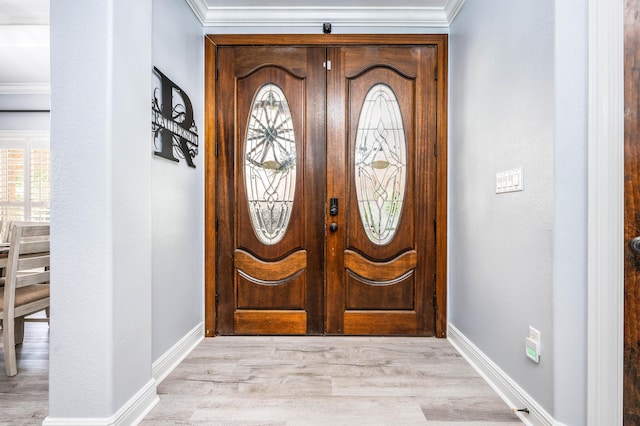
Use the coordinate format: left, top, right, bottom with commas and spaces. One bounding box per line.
50, 0, 154, 418
49, 0, 204, 419
151, 0, 204, 363
449, 0, 588, 423
449, 0, 555, 413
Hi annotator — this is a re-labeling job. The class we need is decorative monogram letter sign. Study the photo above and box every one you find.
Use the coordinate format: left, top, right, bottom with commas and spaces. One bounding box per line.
152, 67, 199, 168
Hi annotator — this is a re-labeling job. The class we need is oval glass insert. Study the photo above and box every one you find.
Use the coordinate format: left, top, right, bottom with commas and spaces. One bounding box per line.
355, 84, 407, 245
245, 83, 296, 245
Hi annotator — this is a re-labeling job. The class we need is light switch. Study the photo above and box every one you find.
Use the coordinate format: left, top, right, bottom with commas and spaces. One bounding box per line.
496, 167, 524, 194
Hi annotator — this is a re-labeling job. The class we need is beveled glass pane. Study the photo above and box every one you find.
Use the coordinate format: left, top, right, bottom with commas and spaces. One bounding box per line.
355, 84, 407, 245
245, 83, 296, 245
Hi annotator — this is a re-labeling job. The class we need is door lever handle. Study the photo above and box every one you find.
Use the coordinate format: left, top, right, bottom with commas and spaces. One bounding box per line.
631, 237, 640, 254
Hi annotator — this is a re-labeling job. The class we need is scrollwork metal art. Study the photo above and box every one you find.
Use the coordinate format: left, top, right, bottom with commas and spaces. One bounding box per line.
152, 67, 199, 168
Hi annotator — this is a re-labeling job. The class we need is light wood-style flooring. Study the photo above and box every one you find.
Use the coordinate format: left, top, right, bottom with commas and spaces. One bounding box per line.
1, 320, 522, 425
0, 317, 49, 426
147, 335, 522, 425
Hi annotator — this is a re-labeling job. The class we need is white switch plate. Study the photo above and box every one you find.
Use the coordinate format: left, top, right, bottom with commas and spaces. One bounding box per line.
526, 326, 541, 363
529, 326, 541, 343
496, 167, 524, 193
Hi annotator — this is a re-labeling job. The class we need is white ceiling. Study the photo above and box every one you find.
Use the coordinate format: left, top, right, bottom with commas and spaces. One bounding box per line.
0, 0, 461, 93
0, 0, 50, 93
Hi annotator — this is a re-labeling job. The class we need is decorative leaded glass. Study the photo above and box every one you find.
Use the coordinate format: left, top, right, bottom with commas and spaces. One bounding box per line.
355, 84, 407, 245
245, 83, 296, 245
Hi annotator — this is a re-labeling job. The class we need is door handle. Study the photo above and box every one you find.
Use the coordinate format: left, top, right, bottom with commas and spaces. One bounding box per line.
330, 198, 339, 216
631, 237, 640, 254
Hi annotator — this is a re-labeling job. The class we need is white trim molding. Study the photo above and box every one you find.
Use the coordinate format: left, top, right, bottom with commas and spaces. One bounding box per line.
152, 322, 204, 385
41, 324, 203, 425
184, 0, 465, 28
444, 0, 466, 24
0, 13, 48, 26
587, 0, 624, 424
42, 379, 159, 426
448, 324, 563, 426
0, 83, 50, 95
0, 130, 50, 141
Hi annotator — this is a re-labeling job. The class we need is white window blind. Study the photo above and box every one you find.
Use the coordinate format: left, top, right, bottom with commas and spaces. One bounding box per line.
0, 132, 50, 223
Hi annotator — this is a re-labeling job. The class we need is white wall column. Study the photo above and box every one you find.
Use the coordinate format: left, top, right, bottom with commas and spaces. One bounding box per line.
553, 0, 588, 424
587, 0, 624, 424
48, 0, 156, 422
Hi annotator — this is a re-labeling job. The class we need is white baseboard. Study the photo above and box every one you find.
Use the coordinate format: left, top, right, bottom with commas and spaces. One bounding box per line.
152, 321, 204, 384
42, 378, 159, 426
447, 323, 564, 426
42, 324, 203, 425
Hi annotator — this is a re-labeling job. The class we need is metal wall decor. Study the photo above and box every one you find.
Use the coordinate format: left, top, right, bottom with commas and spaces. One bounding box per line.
152, 67, 199, 168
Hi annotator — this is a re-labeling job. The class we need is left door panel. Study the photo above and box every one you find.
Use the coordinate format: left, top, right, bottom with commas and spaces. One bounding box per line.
216, 46, 326, 335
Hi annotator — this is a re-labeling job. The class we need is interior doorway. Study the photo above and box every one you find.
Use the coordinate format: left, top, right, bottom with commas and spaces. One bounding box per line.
204, 35, 448, 337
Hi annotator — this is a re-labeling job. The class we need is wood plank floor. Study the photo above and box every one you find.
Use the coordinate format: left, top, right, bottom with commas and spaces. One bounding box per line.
1, 320, 522, 425
144, 336, 523, 425
0, 317, 49, 426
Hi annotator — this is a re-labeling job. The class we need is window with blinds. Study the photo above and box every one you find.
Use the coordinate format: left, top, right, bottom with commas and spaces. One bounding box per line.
0, 133, 50, 223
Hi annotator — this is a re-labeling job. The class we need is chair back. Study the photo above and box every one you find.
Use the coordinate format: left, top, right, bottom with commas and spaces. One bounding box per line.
6, 224, 50, 290
2, 221, 49, 243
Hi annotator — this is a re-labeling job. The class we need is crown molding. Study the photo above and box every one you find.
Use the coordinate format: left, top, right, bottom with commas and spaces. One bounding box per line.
0, 15, 48, 25
444, 0, 466, 24
185, 0, 465, 28
0, 83, 50, 95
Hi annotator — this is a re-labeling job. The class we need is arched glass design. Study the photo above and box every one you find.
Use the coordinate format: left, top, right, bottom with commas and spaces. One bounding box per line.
245, 83, 296, 245
355, 84, 407, 245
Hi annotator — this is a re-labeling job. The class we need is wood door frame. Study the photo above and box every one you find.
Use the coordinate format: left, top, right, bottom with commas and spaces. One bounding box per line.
204, 34, 448, 337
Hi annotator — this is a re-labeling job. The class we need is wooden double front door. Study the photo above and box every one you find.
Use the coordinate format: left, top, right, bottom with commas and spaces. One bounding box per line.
208, 36, 447, 337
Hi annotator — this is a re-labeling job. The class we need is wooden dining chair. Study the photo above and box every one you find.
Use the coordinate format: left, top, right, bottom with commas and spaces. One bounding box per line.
2, 221, 49, 243
0, 223, 50, 376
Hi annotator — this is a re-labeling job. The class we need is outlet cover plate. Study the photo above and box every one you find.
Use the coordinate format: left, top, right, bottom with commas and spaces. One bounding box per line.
529, 326, 541, 343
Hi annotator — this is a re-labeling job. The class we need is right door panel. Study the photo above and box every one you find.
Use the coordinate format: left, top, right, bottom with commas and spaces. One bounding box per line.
326, 46, 438, 335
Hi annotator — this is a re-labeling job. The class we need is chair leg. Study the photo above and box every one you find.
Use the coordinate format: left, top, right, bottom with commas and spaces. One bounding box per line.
14, 317, 24, 345
3, 316, 17, 376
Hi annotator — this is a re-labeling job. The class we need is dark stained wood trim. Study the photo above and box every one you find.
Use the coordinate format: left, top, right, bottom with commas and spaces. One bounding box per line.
204, 38, 217, 337
625, 0, 640, 420
234, 249, 308, 281
204, 34, 449, 338
234, 311, 308, 335
435, 35, 448, 338
206, 34, 448, 47
344, 249, 418, 281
